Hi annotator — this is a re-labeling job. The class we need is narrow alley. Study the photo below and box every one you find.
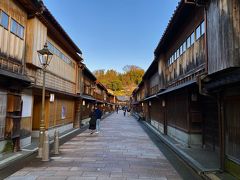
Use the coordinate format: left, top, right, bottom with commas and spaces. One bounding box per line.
5, 112, 200, 180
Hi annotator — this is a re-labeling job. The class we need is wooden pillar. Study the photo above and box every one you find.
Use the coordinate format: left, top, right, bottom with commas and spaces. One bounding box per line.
187, 89, 191, 148
218, 92, 225, 170
74, 99, 81, 128
163, 98, 167, 135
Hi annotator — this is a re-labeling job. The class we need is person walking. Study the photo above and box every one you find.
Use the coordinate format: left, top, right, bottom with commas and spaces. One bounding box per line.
123, 106, 127, 116
127, 107, 131, 117
94, 105, 102, 133
116, 106, 119, 114
89, 107, 97, 134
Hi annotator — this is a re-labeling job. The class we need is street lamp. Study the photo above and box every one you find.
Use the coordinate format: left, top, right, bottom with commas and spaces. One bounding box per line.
37, 43, 53, 161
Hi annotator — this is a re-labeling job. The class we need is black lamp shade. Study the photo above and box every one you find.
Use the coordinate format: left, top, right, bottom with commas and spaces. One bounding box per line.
37, 43, 53, 66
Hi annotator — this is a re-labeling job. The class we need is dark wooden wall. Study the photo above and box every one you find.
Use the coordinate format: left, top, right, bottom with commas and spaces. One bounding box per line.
207, 0, 240, 74
224, 88, 240, 165
197, 95, 219, 150
166, 89, 189, 131
150, 99, 165, 124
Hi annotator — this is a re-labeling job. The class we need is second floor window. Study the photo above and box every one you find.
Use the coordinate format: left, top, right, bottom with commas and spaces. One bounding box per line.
11, 19, 17, 34
200, 21, 205, 35
196, 25, 201, 40
183, 41, 186, 52
0, 11, 9, 29
190, 31, 195, 45
187, 36, 191, 48
180, 45, 183, 55
47, 41, 75, 68
10, 19, 24, 39
167, 20, 205, 66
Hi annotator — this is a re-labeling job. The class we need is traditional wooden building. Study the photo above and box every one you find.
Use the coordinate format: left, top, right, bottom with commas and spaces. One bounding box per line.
78, 67, 115, 125
132, 0, 240, 177
79, 66, 97, 125
0, 0, 32, 152
134, 0, 212, 147
106, 92, 115, 113
0, 0, 116, 155
0, 0, 84, 153
94, 81, 109, 113
21, 1, 83, 138
131, 82, 145, 119
154, 0, 207, 148
142, 60, 166, 133
200, 0, 240, 177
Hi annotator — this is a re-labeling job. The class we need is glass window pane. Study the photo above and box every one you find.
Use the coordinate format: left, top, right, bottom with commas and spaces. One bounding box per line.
1, 11, 9, 29
18, 24, 24, 38
201, 21, 205, 35
180, 45, 182, 55
47, 41, 54, 53
57, 50, 61, 57
55, 48, 60, 57
67, 58, 71, 64
191, 32, 195, 45
187, 37, 191, 48
11, 19, 18, 34
183, 41, 186, 52
196, 25, 201, 40
60, 53, 64, 60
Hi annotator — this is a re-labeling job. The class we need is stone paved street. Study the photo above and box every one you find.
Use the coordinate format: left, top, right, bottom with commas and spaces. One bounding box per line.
6, 113, 184, 180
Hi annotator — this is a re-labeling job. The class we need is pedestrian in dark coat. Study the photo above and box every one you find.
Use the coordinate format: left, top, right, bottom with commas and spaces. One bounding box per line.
89, 108, 97, 134
116, 106, 119, 114
94, 106, 102, 133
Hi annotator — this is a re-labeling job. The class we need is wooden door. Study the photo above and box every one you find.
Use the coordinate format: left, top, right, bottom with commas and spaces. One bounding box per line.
32, 96, 41, 130
0, 92, 7, 140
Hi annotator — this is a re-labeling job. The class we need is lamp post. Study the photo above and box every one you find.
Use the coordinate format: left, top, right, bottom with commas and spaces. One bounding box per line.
37, 43, 53, 160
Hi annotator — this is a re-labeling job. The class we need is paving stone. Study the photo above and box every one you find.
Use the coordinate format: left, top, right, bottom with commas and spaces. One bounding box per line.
37, 176, 67, 180
11, 171, 30, 176
110, 172, 125, 178
55, 171, 83, 176
46, 167, 70, 171
26, 170, 56, 176
6, 176, 38, 180
67, 177, 97, 180
82, 171, 110, 177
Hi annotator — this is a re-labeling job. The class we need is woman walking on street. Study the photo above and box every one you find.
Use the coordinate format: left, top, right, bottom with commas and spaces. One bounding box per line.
127, 107, 131, 117
123, 106, 127, 116
89, 107, 97, 134
94, 105, 102, 133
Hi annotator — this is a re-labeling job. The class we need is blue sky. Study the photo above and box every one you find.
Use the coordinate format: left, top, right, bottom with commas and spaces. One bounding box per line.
43, 0, 179, 72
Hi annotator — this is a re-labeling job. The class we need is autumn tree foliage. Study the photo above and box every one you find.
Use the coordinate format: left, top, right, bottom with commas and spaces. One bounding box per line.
93, 65, 144, 96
